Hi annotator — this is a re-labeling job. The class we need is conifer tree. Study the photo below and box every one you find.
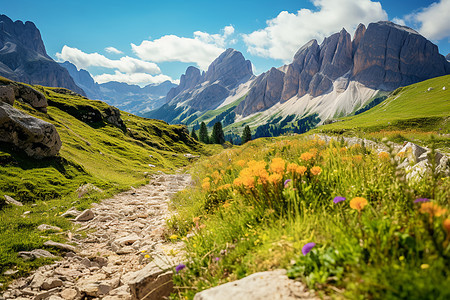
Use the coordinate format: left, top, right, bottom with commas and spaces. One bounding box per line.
211, 122, 225, 144
190, 128, 198, 141
199, 122, 209, 144
241, 125, 252, 144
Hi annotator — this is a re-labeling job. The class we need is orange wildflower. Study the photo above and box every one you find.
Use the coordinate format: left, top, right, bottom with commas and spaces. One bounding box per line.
350, 197, 368, 212
270, 157, 286, 174
419, 202, 447, 217
378, 151, 389, 160
443, 219, 450, 234
237, 160, 246, 167
300, 152, 314, 161
268, 173, 283, 184
202, 178, 211, 190
217, 184, 231, 191
310, 166, 322, 176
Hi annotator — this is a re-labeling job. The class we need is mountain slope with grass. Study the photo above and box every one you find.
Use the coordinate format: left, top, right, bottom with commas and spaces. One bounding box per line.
0, 77, 205, 287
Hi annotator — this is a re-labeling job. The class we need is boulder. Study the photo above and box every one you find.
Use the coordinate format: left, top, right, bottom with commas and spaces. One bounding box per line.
61, 207, 81, 218
38, 224, 62, 232
0, 85, 15, 105
74, 209, 95, 222
193, 269, 316, 300
0, 102, 62, 158
15, 84, 48, 112
18, 249, 56, 260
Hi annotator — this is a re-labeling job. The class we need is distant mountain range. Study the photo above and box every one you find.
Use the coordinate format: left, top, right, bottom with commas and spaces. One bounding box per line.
0, 14, 85, 95
60, 61, 176, 115
1, 14, 449, 136
147, 21, 450, 139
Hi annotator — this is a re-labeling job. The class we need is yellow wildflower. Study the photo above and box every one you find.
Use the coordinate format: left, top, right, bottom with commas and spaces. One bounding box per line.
353, 155, 363, 162
217, 184, 231, 190
378, 151, 389, 160
237, 160, 246, 167
443, 218, 450, 234
268, 173, 283, 184
340, 147, 348, 153
144, 254, 150, 258
300, 152, 314, 161
310, 166, 322, 176
169, 234, 178, 240
420, 264, 429, 269
193, 217, 200, 223
419, 202, 447, 217
350, 197, 368, 212
202, 181, 211, 191
270, 157, 286, 174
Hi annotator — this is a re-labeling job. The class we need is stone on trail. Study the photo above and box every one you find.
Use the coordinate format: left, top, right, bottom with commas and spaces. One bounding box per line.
76, 183, 103, 198
44, 240, 77, 252
60, 288, 80, 300
18, 249, 56, 260
193, 269, 317, 300
74, 209, 95, 222
61, 207, 81, 218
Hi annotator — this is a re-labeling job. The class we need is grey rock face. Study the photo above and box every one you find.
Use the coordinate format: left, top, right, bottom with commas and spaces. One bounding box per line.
166, 66, 203, 102
0, 85, 15, 105
352, 21, 450, 90
236, 67, 285, 116
0, 14, 85, 95
0, 102, 61, 158
205, 48, 253, 88
4, 194, 23, 206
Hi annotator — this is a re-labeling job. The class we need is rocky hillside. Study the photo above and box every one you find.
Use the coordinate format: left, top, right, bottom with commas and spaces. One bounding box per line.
60, 61, 176, 115
146, 21, 449, 139
0, 15, 85, 95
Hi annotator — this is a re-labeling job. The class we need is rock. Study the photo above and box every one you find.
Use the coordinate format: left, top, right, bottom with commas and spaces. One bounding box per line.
42, 278, 63, 290
113, 233, 140, 246
44, 240, 77, 252
15, 84, 48, 112
18, 249, 56, 260
35, 288, 63, 300
166, 66, 204, 102
103, 106, 125, 128
74, 209, 95, 221
38, 224, 62, 232
193, 269, 316, 300
76, 184, 103, 198
3, 195, 23, 206
80, 257, 91, 268
3, 269, 18, 275
30, 272, 46, 288
61, 207, 81, 218
60, 288, 79, 300
398, 142, 428, 163
0, 85, 15, 105
0, 102, 62, 158
127, 258, 174, 300
48, 296, 64, 300
0, 15, 85, 96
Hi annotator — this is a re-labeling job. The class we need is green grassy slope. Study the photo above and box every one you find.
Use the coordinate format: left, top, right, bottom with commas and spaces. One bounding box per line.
318, 75, 450, 133
0, 79, 205, 285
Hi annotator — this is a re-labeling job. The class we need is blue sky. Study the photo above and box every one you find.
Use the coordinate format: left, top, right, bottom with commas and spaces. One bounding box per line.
2, 0, 450, 86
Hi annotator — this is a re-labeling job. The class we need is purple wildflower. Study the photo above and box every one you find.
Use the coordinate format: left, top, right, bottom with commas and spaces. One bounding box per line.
414, 198, 430, 203
302, 242, 316, 256
175, 264, 186, 273
284, 179, 292, 188
215, 257, 220, 261
333, 196, 346, 204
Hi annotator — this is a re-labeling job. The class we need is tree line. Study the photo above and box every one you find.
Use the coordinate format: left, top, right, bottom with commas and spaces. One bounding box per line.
190, 122, 252, 145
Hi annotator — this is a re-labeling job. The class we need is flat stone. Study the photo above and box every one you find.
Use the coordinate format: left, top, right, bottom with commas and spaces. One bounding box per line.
35, 287, 62, 300
74, 209, 95, 222
61, 207, 81, 218
80, 257, 91, 268
3, 269, 18, 275
38, 224, 62, 232
44, 240, 77, 252
30, 272, 46, 288
193, 269, 317, 300
3, 195, 23, 206
60, 288, 79, 300
42, 278, 63, 290
19, 249, 56, 260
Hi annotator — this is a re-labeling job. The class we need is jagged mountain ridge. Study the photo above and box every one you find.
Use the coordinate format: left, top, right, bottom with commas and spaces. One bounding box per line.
147, 21, 449, 130
60, 61, 176, 115
147, 48, 254, 122
0, 15, 85, 96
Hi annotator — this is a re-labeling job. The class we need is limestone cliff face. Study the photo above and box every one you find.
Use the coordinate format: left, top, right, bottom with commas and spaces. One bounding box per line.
352, 21, 450, 90
166, 66, 204, 102
0, 14, 85, 95
237, 21, 450, 117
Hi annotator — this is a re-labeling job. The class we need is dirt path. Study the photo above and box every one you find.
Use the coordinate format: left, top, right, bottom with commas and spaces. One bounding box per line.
1, 173, 191, 300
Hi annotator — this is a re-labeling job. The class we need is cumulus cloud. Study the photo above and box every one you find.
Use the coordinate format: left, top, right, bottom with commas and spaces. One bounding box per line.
132, 25, 235, 70
105, 46, 123, 54
401, 0, 450, 41
56, 46, 160, 74
93, 71, 176, 85
242, 0, 388, 61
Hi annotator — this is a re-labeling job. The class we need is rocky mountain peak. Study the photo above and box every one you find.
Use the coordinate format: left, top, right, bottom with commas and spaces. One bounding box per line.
352, 23, 366, 54
0, 14, 47, 58
205, 48, 253, 88
166, 66, 203, 102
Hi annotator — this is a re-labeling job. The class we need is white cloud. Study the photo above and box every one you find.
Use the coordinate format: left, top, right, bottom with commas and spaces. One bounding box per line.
131, 25, 235, 70
402, 0, 450, 41
93, 71, 176, 86
392, 17, 406, 26
56, 46, 160, 74
105, 46, 123, 54
242, 0, 388, 61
